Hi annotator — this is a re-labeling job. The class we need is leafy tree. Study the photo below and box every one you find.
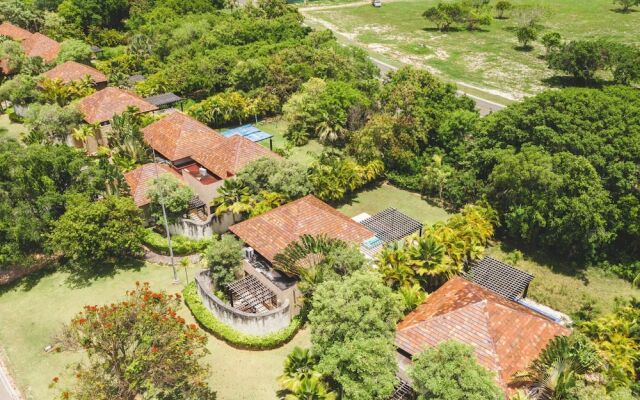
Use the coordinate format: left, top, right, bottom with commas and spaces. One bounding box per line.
236, 157, 312, 201
0, 74, 37, 105
495, 0, 512, 18
541, 32, 562, 56
423, 154, 452, 207
410, 340, 503, 400
309, 270, 402, 400
0, 0, 42, 31
147, 174, 194, 225
48, 196, 145, 266
55, 283, 216, 400
515, 25, 538, 49
24, 103, 83, 144
204, 234, 244, 288
56, 39, 93, 64
57, 0, 130, 33
613, 0, 640, 12
547, 40, 609, 82
0, 40, 27, 76
188, 91, 254, 127
423, 2, 467, 31
39, 76, 95, 106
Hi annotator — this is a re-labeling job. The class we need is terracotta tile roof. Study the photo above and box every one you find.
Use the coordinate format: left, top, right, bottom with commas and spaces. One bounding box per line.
41, 61, 107, 85
77, 87, 158, 124
229, 195, 375, 263
0, 22, 32, 41
20, 32, 60, 63
396, 277, 570, 394
192, 135, 281, 178
123, 163, 183, 207
142, 111, 226, 162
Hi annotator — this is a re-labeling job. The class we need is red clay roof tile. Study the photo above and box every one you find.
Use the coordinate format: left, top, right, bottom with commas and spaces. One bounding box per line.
20, 32, 60, 62
77, 87, 158, 124
123, 163, 183, 207
142, 111, 226, 162
0, 22, 32, 41
229, 195, 374, 263
396, 277, 570, 395
41, 61, 107, 85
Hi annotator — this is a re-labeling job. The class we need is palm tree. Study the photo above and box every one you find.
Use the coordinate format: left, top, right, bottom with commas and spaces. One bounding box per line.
315, 115, 347, 144
211, 179, 253, 218
277, 347, 322, 392
377, 242, 417, 289
284, 377, 337, 400
406, 235, 445, 276
514, 335, 602, 400
71, 124, 97, 145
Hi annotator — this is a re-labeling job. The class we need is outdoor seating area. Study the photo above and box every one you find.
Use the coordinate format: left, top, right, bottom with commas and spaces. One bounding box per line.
227, 274, 278, 313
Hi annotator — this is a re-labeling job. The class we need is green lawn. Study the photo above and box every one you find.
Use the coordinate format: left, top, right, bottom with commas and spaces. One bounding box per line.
338, 183, 450, 224
486, 246, 640, 316
0, 263, 309, 400
256, 118, 325, 166
0, 114, 26, 142
304, 0, 640, 99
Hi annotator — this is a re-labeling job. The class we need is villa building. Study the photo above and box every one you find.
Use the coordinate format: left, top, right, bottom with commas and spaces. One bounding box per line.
41, 60, 108, 89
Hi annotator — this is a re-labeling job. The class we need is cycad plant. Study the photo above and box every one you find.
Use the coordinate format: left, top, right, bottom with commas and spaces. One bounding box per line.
277, 347, 322, 393
211, 179, 253, 218
284, 377, 336, 400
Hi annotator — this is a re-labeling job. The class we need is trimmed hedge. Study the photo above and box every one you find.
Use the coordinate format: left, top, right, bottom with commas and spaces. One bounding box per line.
143, 229, 209, 256
183, 282, 303, 350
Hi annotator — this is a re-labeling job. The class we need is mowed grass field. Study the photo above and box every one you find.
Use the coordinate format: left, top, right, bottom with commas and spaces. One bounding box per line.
304, 0, 640, 99
0, 263, 309, 400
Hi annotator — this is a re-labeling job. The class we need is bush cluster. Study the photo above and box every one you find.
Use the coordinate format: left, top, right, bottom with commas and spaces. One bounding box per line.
142, 229, 209, 256
182, 282, 303, 350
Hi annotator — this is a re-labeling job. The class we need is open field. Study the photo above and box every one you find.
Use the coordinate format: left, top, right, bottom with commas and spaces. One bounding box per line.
338, 182, 450, 224
0, 263, 309, 400
487, 246, 640, 316
0, 114, 26, 142
303, 0, 640, 99
256, 118, 324, 166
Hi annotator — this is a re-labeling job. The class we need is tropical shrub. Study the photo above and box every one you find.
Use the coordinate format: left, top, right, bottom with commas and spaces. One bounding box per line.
142, 229, 209, 256
204, 234, 244, 288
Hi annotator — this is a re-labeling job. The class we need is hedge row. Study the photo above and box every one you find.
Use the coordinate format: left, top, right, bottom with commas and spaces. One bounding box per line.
143, 229, 210, 256
183, 282, 303, 350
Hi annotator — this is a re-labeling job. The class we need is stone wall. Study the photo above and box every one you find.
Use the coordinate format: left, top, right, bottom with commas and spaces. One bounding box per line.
195, 270, 291, 336
169, 212, 235, 239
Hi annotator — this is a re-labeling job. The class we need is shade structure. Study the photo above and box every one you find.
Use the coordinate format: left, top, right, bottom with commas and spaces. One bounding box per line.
223, 124, 273, 143
227, 274, 277, 313
466, 256, 534, 300
144, 92, 183, 107
360, 208, 423, 243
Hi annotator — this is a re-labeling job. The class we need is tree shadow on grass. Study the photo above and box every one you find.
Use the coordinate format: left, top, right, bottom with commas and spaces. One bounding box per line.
610, 7, 637, 13
496, 241, 590, 284
422, 26, 463, 33
541, 75, 606, 90
63, 257, 146, 289
0, 262, 58, 295
514, 45, 534, 52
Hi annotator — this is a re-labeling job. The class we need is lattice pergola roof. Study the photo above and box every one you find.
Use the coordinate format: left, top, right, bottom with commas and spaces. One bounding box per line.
466, 256, 534, 300
389, 381, 415, 400
144, 92, 182, 107
360, 208, 423, 243
227, 274, 276, 313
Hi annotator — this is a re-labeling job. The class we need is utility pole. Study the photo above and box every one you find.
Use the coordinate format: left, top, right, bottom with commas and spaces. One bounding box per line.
151, 143, 179, 285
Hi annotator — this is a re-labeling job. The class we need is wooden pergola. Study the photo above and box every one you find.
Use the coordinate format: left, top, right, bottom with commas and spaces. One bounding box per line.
466, 257, 534, 300
389, 381, 415, 400
227, 274, 277, 313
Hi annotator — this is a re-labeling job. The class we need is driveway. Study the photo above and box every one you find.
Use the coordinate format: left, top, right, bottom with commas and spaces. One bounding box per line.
0, 354, 21, 400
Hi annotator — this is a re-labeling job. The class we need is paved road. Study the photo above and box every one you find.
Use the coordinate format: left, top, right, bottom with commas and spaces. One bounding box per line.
0, 358, 20, 400
368, 56, 505, 116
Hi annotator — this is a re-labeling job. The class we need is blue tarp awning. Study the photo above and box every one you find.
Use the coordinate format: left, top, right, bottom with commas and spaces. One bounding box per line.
223, 124, 273, 143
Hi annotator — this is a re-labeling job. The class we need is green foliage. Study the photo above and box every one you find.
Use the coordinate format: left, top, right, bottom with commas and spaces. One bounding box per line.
39, 76, 95, 106
57, 0, 129, 34
309, 270, 402, 400
142, 228, 209, 256
56, 39, 93, 64
273, 234, 367, 297
423, 1, 492, 31
515, 334, 603, 399
211, 179, 253, 217
578, 299, 640, 390
236, 157, 312, 201
278, 347, 322, 392
547, 40, 640, 84
613, 0, 640, 12
472, 86, 640, 264
541, 32, 562, 55
0, 74, 37, 105
495, 1, 512, 18
183, 282, 303, 350
204, 235, 244, 288
0, 0, 42, 31
188, 91, 255, 127
109, 108, 150, 167
515, 25, 538, 49
0, 40, 27, 75
23, 103, 83, 144
146, 174, 194, 225
309, 150, 384, 202
47, 195, 145, 266
410, 340, 503, 400
56, 283, 216, 399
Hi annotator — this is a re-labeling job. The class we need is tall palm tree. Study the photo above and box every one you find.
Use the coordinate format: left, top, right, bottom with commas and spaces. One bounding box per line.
377, 242, 417, 289
315, 114, 347, 144
277, 347, 322, 392
284, 377, 337, 400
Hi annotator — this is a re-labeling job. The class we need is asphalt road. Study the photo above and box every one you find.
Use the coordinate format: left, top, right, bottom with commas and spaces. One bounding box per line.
369, 56, 505, 116
0, 356, 20, 400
